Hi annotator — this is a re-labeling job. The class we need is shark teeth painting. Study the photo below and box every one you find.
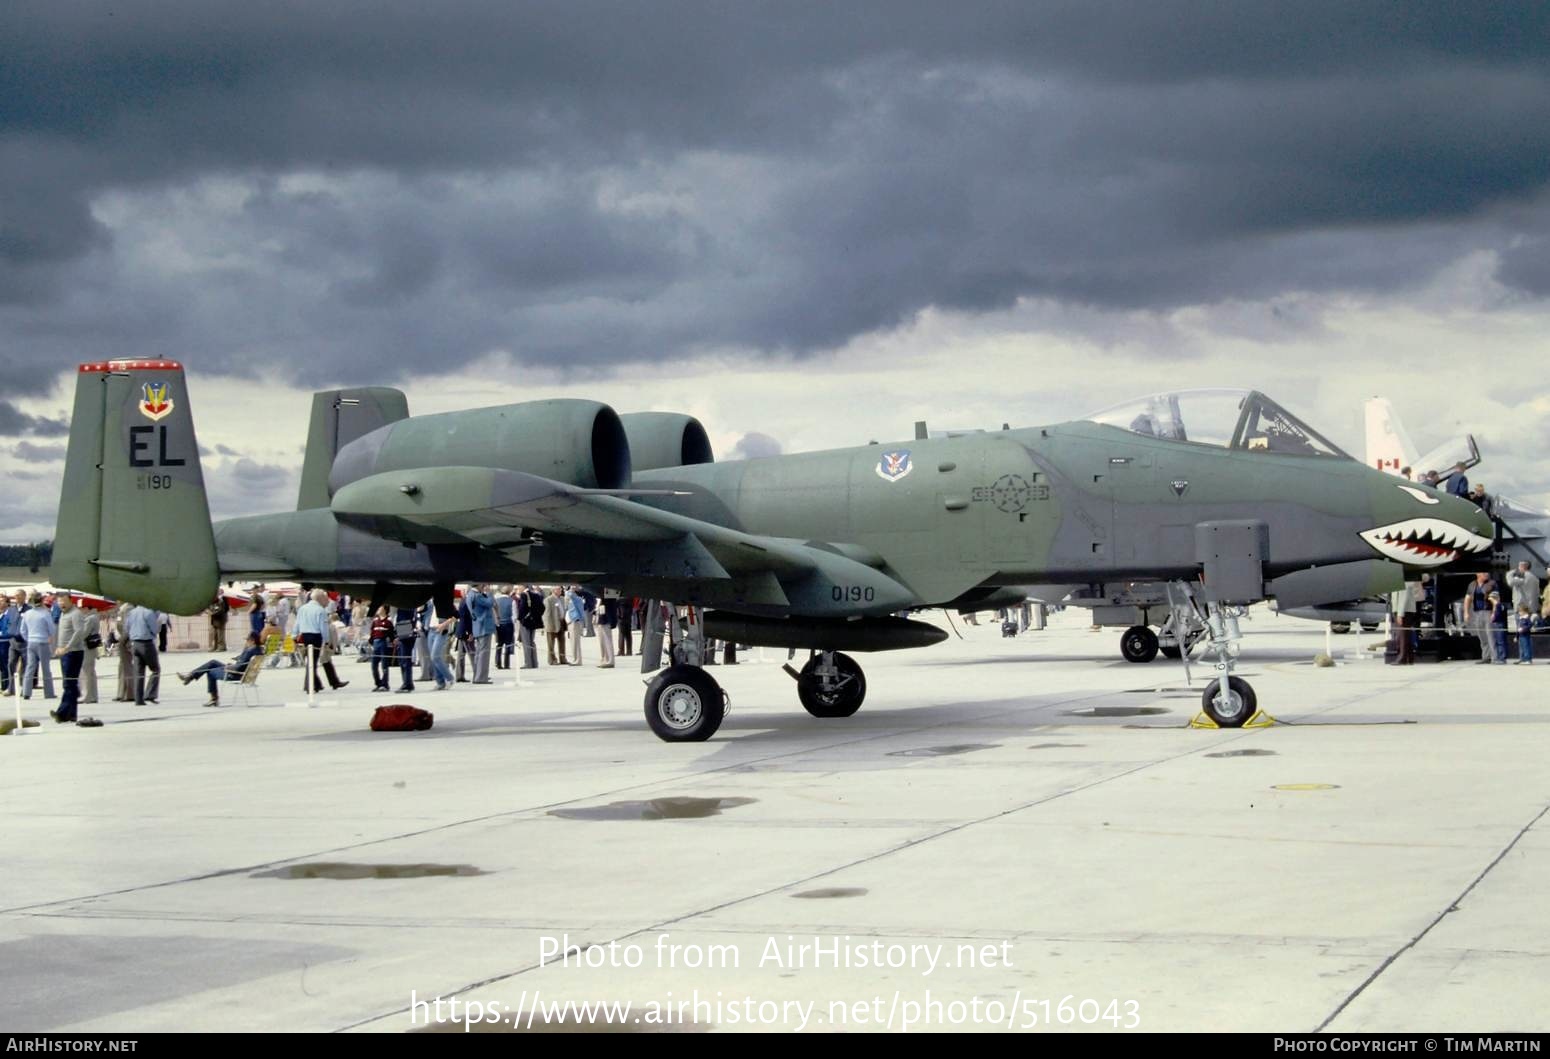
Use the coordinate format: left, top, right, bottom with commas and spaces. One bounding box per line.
1359, 517, 1493, 567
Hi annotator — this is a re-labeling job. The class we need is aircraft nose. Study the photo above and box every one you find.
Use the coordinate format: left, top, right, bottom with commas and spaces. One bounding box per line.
1360, 479, 1495, 568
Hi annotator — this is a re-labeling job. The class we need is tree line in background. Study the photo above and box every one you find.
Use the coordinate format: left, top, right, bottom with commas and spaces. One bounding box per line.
0, 541, 52, 573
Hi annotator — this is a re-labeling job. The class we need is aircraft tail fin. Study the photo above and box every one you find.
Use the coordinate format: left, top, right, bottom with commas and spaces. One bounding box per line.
51, 360, 219, 615
296, 387, 410, 509
1363, 397, 1420, 477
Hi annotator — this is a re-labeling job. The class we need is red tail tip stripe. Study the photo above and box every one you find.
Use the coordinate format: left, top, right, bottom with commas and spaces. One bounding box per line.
78, 359, 184, 373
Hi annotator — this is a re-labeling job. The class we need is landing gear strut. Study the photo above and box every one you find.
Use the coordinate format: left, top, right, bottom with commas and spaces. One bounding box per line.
638, 605, 873, 740
1159, 623, 1206, 660
1199, 600, 1254, 728
796, 651, 867, 717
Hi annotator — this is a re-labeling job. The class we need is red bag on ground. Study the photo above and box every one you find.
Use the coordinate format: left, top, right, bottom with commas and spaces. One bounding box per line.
370, 705, 434, 731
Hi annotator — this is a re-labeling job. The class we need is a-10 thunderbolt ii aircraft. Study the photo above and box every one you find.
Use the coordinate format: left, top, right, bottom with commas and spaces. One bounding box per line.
51, 363, 1493, 741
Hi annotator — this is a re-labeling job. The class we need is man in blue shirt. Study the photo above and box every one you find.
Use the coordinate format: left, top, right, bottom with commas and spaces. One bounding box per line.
20, 595, 56, 700
418, 600, 436, 684
178, 633, 266, 706
565, 587, 586, 666
493, 586, 515, 670
249, 593, 268, 639
393, 606, 418, 692
468, 584, 495, 684
426, 597, 456, 691
0, 596, 16, 695
126, 604, 161, 704
454, 595, 473, 682
1443, 462, 1470, 498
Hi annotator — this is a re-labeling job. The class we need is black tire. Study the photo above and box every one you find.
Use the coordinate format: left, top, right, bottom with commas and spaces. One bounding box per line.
1359, 621, 1381, 633
644, 665, 725, 742
797, 653, 866, 717
1330, 621, 1351, 634
1201, 675, 1257, 728
1120, 625, 1159, 663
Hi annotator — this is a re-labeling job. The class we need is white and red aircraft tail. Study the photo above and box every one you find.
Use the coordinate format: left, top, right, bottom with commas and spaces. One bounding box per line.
1364, 397, 1420, 476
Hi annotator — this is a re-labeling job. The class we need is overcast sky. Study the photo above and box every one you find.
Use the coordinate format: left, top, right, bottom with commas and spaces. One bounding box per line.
3, 2, 1549, 540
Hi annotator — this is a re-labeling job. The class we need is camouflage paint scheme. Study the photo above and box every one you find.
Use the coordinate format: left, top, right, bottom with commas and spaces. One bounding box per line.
53, 362, 1494, 631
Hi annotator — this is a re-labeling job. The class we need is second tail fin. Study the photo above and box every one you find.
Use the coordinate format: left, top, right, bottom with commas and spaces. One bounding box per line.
296, 387, 409, 509
50, 360, 218, 614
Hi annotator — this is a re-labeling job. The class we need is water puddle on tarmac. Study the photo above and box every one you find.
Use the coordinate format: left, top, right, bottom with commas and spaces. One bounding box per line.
254, 863, 486, 880
1205, 749, 1278, 758
1064, 706, 1171, 718
790, 887, 868, 900
1027, 743, 1087, 750
886, 744, 1001, 758
548, 796, 756, 821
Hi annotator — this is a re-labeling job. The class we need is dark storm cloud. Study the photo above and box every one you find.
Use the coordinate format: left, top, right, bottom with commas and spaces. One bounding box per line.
201, 454, 297, 522
13, 442, 65, 463
4, 1, 1550, 390
0, 400, 68, 437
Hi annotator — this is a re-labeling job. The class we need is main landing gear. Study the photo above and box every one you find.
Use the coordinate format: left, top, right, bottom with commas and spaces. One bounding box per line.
643, 665, 726, 742
639, 603, 871, 742
793, 651, 867, 717
1120, 625, 1159, 663
1119, 611, 1206, 663
641, 602, 728, 742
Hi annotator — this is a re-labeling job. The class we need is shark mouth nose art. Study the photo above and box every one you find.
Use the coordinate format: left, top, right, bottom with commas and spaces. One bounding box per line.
1359, 518, 1493, 567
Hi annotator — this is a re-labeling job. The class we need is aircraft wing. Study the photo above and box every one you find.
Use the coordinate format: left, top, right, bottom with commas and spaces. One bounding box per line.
329, 466, 915, 616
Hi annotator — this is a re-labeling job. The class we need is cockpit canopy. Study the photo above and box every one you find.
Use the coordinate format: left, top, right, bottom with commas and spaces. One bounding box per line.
1084, 389, 1350, 458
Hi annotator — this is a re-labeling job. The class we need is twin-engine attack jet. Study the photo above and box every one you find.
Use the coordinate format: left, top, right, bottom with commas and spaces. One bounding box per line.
52, 365, 1493, 740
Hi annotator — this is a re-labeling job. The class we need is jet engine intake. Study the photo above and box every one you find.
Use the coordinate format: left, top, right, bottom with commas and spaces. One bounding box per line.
618, 412, 714, 471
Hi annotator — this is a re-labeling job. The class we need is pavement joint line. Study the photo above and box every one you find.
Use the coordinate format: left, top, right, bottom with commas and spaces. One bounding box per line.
7, 655, 1462, 1032
6, 663, 1413, 931
335, 722, 1260, 1032
0, 682, 1140, 919
1314, 799, 1550, 1033
335, 664, 1457, 1031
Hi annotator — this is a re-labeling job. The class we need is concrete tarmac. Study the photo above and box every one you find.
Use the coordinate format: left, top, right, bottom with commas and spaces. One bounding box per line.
1, 611, 1546, 1033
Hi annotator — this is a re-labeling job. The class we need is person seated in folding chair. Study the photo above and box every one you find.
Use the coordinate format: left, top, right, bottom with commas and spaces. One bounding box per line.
177, 633, 265, 707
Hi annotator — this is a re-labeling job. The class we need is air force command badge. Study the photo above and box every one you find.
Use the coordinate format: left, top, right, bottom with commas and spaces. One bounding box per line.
139, 382, 174, 422
876, 449, 913, 482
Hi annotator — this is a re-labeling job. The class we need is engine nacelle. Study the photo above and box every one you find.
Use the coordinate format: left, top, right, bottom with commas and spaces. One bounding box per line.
328, 399, 631, 494
617, 412, 713, 471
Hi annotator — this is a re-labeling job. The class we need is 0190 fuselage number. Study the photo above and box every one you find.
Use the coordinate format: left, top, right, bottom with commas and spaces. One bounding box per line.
136, 474, 174, 491
832, 585, 875, 603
